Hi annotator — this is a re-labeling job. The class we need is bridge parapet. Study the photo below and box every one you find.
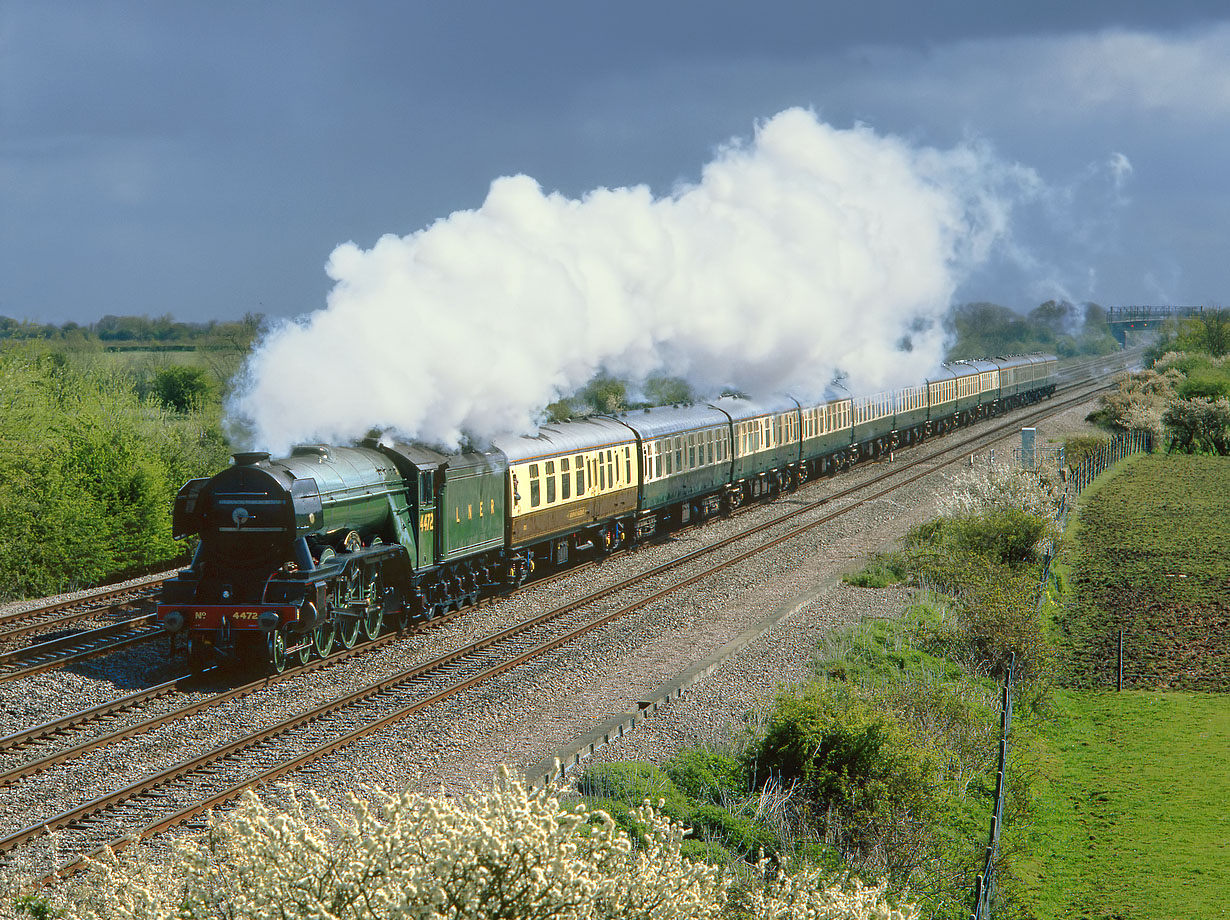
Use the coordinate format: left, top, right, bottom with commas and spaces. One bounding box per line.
1107, 305, 1204, 323
1106, 305, 1205, 345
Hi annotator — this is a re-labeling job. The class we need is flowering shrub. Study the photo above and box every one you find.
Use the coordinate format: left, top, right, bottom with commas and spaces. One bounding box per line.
937, 463, 1063, 520
46, 769, 917, 920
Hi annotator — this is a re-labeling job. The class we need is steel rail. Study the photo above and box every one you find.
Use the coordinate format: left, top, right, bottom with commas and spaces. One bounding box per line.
0, 576, 168, 631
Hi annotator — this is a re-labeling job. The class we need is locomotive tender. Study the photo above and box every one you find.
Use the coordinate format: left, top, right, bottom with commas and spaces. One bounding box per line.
159, 354, 1057, 671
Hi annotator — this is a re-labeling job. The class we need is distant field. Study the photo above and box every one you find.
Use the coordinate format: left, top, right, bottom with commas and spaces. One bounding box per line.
89, 344, 249, 389
1018, 690, 1230, 920
1054, 454, 1230, 690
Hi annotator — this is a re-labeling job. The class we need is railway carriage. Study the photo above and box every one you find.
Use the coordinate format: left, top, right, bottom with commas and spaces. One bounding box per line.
947, 360, 991, 426
621, 403, 733, 537
797, 391, 854, 477
925, 366, 961, 436
493, 417, 639, 575
711, 396, 803, 506
851, 389, 895, 461
993, 355, 1057, 407
950, 359, 1002, 422
892, 383, 929, 448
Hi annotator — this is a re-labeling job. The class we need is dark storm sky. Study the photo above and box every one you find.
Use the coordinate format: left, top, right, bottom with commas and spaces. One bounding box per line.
3, 1, 1228, 323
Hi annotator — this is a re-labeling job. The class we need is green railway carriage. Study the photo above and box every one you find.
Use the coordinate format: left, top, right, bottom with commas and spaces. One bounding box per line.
622, 403, 733, 535
494, 417, 639, 572
797, 393, 854, 476
892, 383, 929, 448
711, 396, 803, 504
926, 366, 961, 435
437, 450, 506, 564
993, 354, 1057, 405
851, 390, 896, 460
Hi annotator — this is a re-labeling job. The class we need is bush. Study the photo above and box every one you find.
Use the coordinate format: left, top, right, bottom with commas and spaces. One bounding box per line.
843, 553, 907, 588
0, 347, 230, 598
1062, 434, 1111, 469
577, 762, 687, 814
907, 509, 1051, 568
52, 770, 918, 920
747, 685, 939, 863
664, 747, 748, 805
1162, 396, 1230, 455
150, 365, 212, 412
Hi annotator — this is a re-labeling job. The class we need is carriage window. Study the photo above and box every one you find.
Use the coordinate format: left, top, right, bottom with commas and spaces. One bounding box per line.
545, 460, 556, 503
529, 463, 540, 507
607, 450, 615, 486
625, 446, 632, 482
599, 458, 606, 490
561, 457, 571, 499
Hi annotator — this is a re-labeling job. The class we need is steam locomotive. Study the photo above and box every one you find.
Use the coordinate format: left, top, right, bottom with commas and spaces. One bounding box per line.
158, 354, 1057, 671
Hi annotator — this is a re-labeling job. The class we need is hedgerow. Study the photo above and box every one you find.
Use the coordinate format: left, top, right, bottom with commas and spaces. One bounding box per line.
0, 346, 230, 599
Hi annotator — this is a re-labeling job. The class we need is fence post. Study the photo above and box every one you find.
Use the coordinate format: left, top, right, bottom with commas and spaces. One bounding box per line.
1117, 629, 1124, 691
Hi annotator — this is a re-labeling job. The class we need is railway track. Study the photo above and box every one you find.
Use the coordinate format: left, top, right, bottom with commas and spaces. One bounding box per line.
0, 578, 169, 683
1, 362, 1131, 885
0, 576, 167, 639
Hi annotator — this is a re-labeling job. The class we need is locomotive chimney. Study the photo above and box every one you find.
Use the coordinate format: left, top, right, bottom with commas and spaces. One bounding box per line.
232, 451, 272, 466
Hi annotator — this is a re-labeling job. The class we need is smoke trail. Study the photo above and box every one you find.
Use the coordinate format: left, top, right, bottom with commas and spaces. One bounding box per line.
230, 108, 1036, 452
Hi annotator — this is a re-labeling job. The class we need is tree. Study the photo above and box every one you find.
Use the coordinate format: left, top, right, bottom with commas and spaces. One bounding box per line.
1162, 397, 1230, 455
1197, 307, 1229, 357
151, 365, 212, 412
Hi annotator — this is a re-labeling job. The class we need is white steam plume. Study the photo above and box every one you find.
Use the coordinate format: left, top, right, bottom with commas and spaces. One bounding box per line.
230, 108, 1035, 452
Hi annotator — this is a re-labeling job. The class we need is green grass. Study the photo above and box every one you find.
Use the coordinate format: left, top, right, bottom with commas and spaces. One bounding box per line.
1055, 453, 1230, 689
1015, 690, 1230, 920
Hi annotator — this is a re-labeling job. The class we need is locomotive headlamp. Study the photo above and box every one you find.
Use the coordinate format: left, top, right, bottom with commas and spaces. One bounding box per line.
162, 610, 186, 634
258, 611, 281, 632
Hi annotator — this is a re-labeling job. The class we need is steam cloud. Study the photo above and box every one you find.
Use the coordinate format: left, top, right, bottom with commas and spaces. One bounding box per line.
230, 108, 1035, 453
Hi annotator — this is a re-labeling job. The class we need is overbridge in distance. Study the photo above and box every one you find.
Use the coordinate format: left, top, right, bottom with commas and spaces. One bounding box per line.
1106, 305, 1205, 346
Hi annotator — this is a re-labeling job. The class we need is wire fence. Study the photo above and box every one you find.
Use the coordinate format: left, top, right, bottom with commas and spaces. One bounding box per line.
970, 653, 1014, 920
1065, 429, 1153, 495
1036, 429, 1153, 604
973, 429, 1152, 918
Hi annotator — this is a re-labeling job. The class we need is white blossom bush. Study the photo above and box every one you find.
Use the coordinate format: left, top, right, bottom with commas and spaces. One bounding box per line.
740, 863, 919, 920
937, 463, 1063, 520
45, 769, 918, 920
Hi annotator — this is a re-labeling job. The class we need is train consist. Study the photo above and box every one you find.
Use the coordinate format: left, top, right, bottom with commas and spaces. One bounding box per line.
159, 354, 1057, 671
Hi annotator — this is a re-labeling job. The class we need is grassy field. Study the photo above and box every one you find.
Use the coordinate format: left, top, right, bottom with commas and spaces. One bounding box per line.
1053, 454, 1230, 690
1011, 452, 1230, 918
1016, 690, 1230, 919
